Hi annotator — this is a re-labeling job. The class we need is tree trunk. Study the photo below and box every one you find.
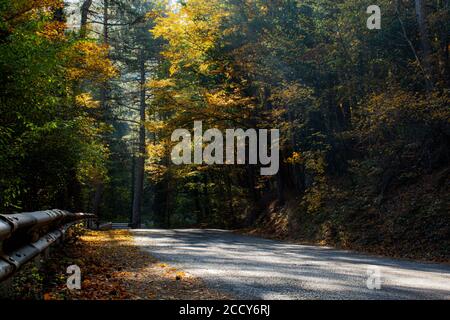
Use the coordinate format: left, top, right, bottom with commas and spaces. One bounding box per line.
98, 0, 110, 115
287, 110, 303, 192
92, 183, 104, 228
439, 0, 449, 85
415, 0, 434, 89
92, 0, 110, 223
80, 0, 93, 37
224, 170, 235, 227
202, 174, 212, 224
194, 187, 204, 225
276, 169, 285, 205
165, 182, 171, 228
131, 49, 147, 228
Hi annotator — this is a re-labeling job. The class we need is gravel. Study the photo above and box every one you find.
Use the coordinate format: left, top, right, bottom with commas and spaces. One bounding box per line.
131, 229, 450, 300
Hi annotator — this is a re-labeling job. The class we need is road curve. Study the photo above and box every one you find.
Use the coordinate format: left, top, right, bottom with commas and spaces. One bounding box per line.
131, 229, 450, 300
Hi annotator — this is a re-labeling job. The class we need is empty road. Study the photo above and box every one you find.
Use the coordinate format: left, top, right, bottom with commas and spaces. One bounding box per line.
132, 229, 450, 300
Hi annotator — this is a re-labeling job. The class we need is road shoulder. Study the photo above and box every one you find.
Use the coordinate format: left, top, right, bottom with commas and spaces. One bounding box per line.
10, 230, 231, 300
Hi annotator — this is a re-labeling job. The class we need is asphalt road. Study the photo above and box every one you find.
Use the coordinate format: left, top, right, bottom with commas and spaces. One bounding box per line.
131, 229, 450, 300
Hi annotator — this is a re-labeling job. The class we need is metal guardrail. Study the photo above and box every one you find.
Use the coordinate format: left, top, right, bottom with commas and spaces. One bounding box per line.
0, 210, 95, 282
111, 223, 131, 230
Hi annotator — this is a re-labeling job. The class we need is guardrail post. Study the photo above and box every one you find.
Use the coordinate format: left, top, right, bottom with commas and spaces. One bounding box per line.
0, 275, 13, 298
43, 247, 50, 260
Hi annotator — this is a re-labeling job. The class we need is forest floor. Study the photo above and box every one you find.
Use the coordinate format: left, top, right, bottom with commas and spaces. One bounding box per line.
8, 230, 230, 300
235, 181, 450, 265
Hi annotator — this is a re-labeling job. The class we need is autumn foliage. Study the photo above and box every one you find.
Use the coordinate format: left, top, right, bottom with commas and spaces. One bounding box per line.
145, 0, 449, 261
0, 0, 115, 212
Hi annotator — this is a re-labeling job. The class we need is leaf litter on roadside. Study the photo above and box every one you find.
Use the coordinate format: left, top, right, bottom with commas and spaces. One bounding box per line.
43, 230, 231, 300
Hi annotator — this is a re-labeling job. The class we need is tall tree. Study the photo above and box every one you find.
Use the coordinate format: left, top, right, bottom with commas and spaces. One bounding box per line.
131, 48, 147, 228
414, 0, 434, 89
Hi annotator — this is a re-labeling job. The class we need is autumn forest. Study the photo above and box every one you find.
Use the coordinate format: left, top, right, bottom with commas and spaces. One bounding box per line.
0, 0, 449, 263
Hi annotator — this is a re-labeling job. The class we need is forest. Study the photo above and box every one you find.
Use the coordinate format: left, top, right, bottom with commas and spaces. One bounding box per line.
0, 0, 449, 261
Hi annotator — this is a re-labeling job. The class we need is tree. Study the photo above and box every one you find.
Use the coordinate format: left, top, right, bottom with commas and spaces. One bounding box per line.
0, 0, 115, 213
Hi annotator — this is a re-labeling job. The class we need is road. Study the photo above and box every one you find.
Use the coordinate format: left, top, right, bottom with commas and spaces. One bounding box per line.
131, 229, 450, 300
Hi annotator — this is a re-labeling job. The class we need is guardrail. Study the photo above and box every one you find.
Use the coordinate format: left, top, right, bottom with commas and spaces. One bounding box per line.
0, 210, 95, 282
